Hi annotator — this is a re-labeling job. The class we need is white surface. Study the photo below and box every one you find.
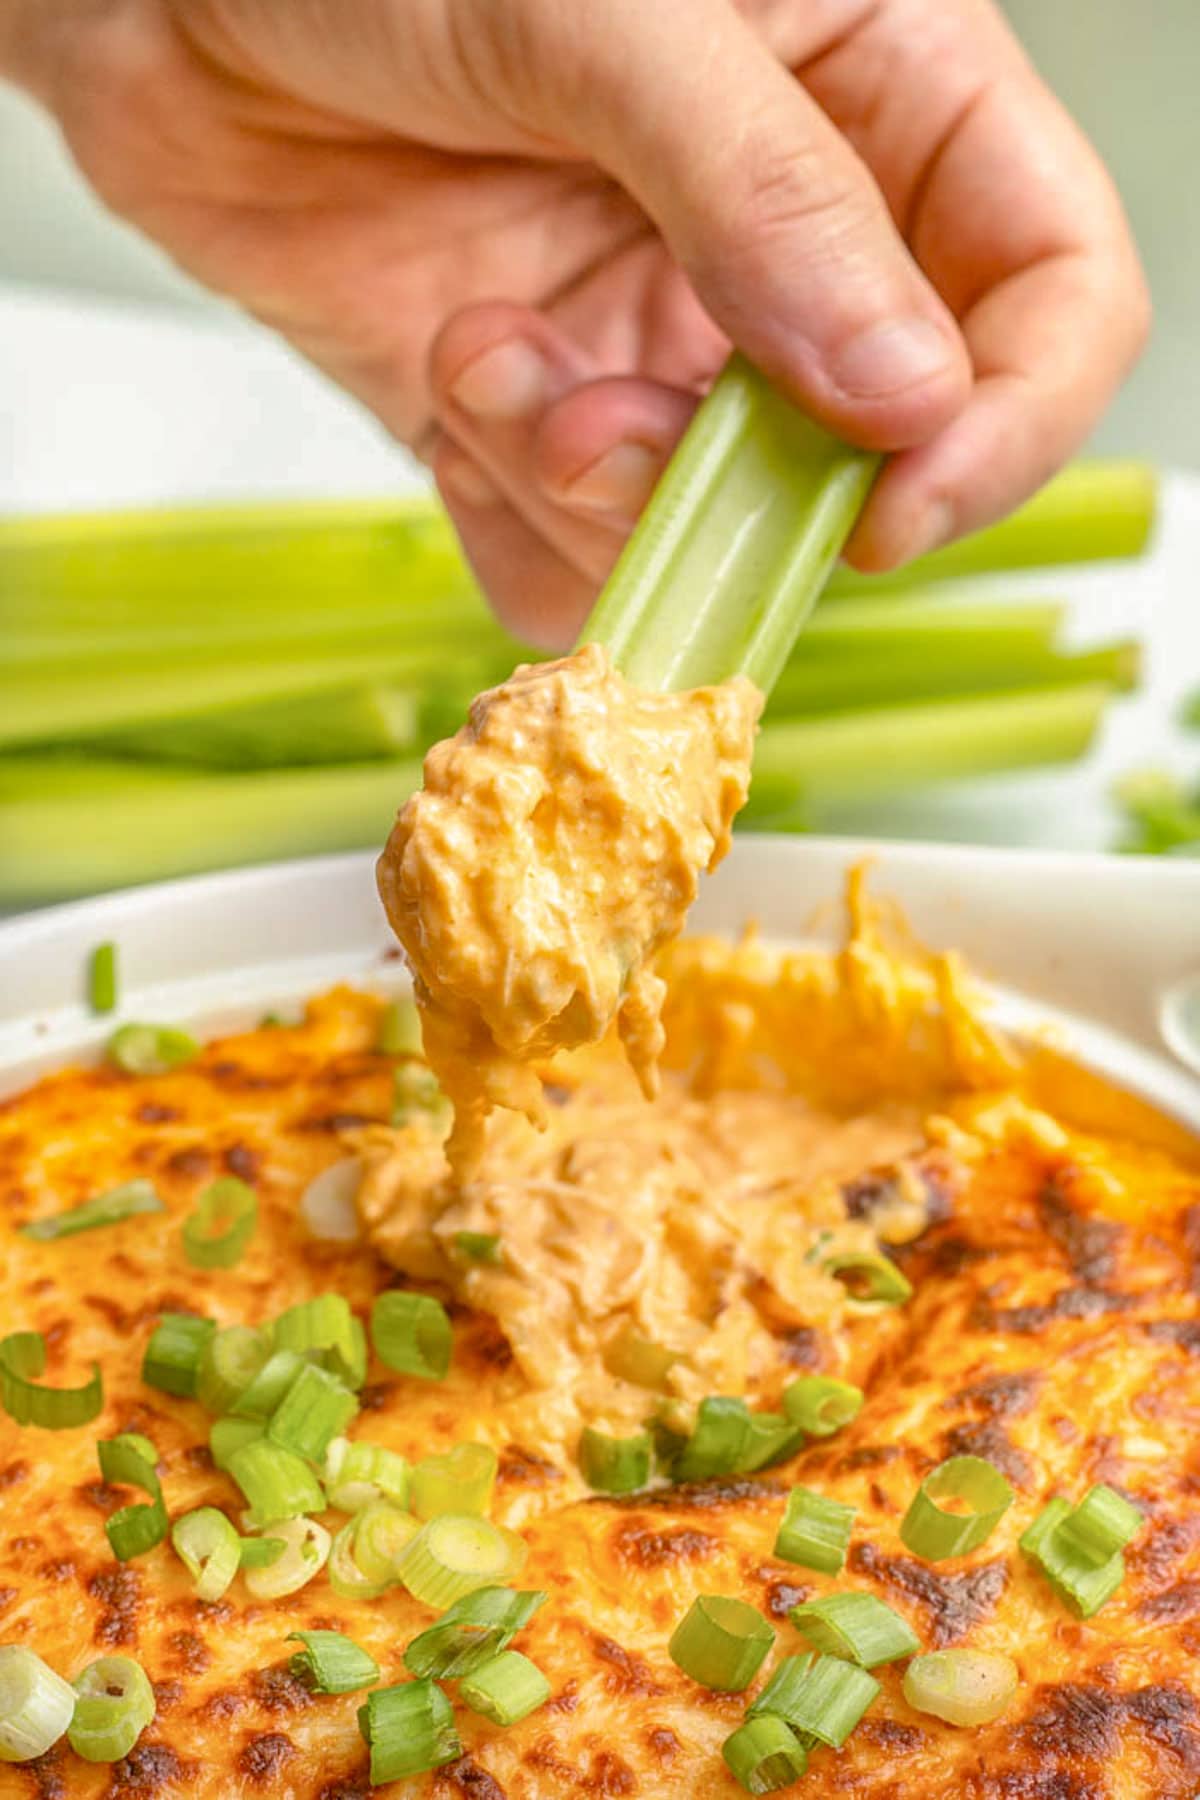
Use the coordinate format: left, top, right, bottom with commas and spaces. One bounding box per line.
0, 285, 1196, 856
1, 840, 1197, 1128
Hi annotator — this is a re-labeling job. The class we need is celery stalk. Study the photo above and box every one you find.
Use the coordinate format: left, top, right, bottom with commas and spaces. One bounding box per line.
825, 460, 1157, 597
581, 356, 879, 692
766, 640, 1138, 719
805, 596, 1066, 645
82, 685, 423, 769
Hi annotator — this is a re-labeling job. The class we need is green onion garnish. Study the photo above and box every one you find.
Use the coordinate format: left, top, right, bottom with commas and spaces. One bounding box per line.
371, 1291, 453, 1382
107, 1022, 198, 1076
267, 1360, 359, 1464
673, 1397, 753, 1482
97, 1433, 168, 1561
722, 1716, 809, 1795
227, 1437, 325, 1526
1057, 1484, 1143, 1569
238, 1534, 286, 1570
21, 1178, 162, 1242
668, 1596, 774, 1693
604, 1330, 679, 1392
404, 1588, 546, 1681
377, 999, 423, 1056
288, 1630, 380, 1696
357, 1679, 461, 1784
739, 1412, 807, 1473
900, 1456, 1013, 1561
782, 1376, 864, 1439
242, 1515, 331, 1599
323, 1436, 410, 1513
748, 1652, 880, 1749
1019, 1498, 1129, 1618
0, 1646, 76, 1764
348, 1502, 422, 1586
788, 1591, 919, 1667
392, 1063, 450, 1129
196, 1325, 269, 1416
67, 1656, 155, 1764
821, 1250, 913, 1307
181, 1177, 258, 1270
141, 1311, 215, 1399
327, 1516, 394, 1601
579, 1427, 652, 1496
398, 1514, 528, 1609
209, 1415, 264, 1471
459, 1651, 551, 1726
410, 1442, 497, 1519
273, 1293, 365, 1389
903, 1649, 1019, 1727
88, 942, 118, 1015
0, 1330, 103, 1429
229, 1348, 305, 1420
170, 1507, 241, 1602
452, 1231, 503, 1265
774, 1486, 855, 1574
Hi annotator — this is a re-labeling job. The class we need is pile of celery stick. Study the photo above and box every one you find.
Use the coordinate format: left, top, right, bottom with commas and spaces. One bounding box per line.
0, 461, 1154, 904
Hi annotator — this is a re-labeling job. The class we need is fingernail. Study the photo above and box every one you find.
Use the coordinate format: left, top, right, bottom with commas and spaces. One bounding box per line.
562, 443, 662, 517
903, 498, 955, 561
832, 318, 954, 399
440, 454, 501, 509
449, 339, 547, 420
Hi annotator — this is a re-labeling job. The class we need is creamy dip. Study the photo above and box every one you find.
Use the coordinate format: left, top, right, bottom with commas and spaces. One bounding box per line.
377, 643, 761, 1172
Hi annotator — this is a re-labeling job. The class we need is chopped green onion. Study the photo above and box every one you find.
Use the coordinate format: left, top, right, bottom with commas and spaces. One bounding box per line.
351, 1502, 423, 1586
88, 942, 118, 1015
411, 1442, 497, 1519
579, 1427, 653, 1496
788, 1592, 919, 1667
668, 1596, 774, 1692
300, 1157, 362, 1243
371, 1291, 453, 1381
230, 1348, 306, 1420
901, 1456, 1013, 1561
323, 1436, 409, 1513
749, 1652, 880, 1748
604, 1330, 679, 1391
774, 1486, 855, 1574
1057, 1484, 1143, 1569
267, 1360, 359, 1464
1019, 1498, 1128, 1618
782, 1377, 864, 1439
273, 1293, 365, 1389
228, 1437, 325, 1526
399, 1514, 528, 1609
739, 1412, 807, 1473
288, 1630, 380, 1695
242, 1515, 330, 1598
821, 1250, 912, 1307
0, 1330, 103, 1429
238, 1534, 286, 1570
452, 1231, 503, 1265
67, 1657, 155, 1764
21, 1178, 163, 1242
459, 1651, 550, 1725
196, 1325, 269, 1416
141, 1311, 214, 1399
98, 1433, 168, 1561
378, 998, 423, 1056
209, 1415, 264, 1471
404, 1588, 546, 1681
171, 1507, 241, 1601
357, 1679, 461, 1784
392, 1063, 450, 1129
673, 1397, 752, 1482
107, 1022, 198, 1076
582, 353, 878, 693
182, 1177, 258, 1270
902, 1650, 1018, 1727
327, 1516, 393, 1601
722, 1716, 809, 1795
0, 1646, 76, 1763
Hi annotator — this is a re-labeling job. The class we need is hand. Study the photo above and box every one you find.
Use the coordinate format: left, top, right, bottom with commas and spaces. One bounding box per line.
4, 0, 1149, 646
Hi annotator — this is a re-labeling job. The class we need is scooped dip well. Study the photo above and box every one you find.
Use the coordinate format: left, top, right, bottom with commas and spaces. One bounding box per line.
377, 642, 762, 1172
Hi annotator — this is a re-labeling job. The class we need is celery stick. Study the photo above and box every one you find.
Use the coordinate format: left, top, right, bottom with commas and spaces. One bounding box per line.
581, 356, 879, 692
0, 756, 421, 904
806, 596, 1065, 645
743, 683, 1112, 822
825, 460, 1157, 597
82, 685, 423, 769
765, 640, 1138, 719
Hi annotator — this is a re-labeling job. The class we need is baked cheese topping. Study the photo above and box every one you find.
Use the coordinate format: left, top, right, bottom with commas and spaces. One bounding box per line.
376, 643, 761, 1173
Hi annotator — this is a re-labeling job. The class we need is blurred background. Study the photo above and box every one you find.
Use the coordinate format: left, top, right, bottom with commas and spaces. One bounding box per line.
1, 0, 1197, 905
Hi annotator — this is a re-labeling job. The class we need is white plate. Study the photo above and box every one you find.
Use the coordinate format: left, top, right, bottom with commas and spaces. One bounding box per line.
1, 839, 1197, 1132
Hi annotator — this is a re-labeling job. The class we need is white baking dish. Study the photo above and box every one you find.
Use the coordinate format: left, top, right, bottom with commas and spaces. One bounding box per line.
0, 838, 1197, 1131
